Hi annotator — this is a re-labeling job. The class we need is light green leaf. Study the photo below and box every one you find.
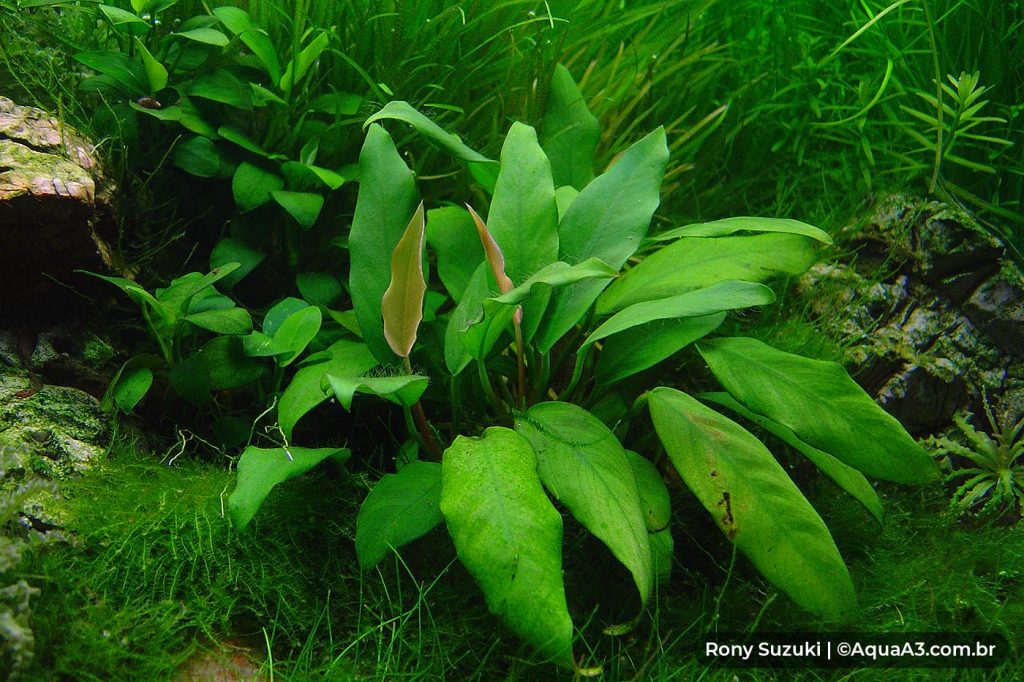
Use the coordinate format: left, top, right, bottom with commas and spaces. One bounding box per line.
281, 161, 346, 190
263, 297, 308, 335
491, 258, 618, 306
349, 124, 419, 363
648, 387, 856, 620
535, 127, 669, 352
554, 185, 578, 220
382, 203, 427, 358
356, 461, 443, 570
232, 162, 283, 212
99, 5, 150, 36
271, 306, 321, 366
440, 428, 574, 667
542, 64, 599, 190
325, 374, 428, 410
211, 6, 256, 33
278, 339, 378, 439
278, 30, 329, 91
185, 307, 253, 335
515, 402, 653, 608
133, 38, 166, 93
229, 446, 350, 530
155, 264, 241, 316
626, 450, 673, 583
595, 313, 725, 388
584, 281, 775, 348
271, 190, 324, 229
651, 217, 833, 244
220, 125, 268, 156
597, 234, 818, 314
173, 27, 230, 46
701, 392, 884, 525
443, 263, 490, 375
488, 122, 559, 285
365, 101, 493, 163
698, 337, 938, 485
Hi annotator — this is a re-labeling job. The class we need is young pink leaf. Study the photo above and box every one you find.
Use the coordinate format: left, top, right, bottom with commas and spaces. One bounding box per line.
466, 204, 522, 323
382, 203, 427, 358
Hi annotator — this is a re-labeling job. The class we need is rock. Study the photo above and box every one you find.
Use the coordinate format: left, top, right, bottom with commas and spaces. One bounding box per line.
0, 371, 109, 480
0, 96, 117, 319
801, 195, 1023, 437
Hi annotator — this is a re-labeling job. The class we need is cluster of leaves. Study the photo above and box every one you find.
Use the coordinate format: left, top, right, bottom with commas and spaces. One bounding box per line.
223, 70, 938, 671
0, 445, 66, 678
928, 400, 1024, 519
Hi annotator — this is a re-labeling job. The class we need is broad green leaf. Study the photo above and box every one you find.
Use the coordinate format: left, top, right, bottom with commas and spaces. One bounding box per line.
488, 122, 559, 285
325, 374, 428, 410
133, 38, 166, 93
585, 281, 774, 349
272, 306, 321, 366
155, 263, 240, 315
701, 392, 884, 525
189, 69, 253, 109
515, 402, 653, 608
240, 29, 282, 83
625, 451, 670, 532
220, 125, 268, 156
349, 124, 418, 363
263, 297, 309, 335
626, 450, 673, 583
281, 161, 346, 190
271, 190, 324, 229
365, 101, 492, 163
74, 51, 148, 96
698, 337, 938, 485
356, 461, 443, 570
542, 64, 599, 190
99, 5, 150, 36
278, 338, 378, 438
554, 186, 578, 220
307, 92, 362, 115
185, 307, 252, 335
110, 365, 153, 413
278, 30, 330, 91
443, 263, 491, 375
425, 206, 482, 300
382, 203, 427, 358
229, 446, 350, 530
198, 336, 264, 389
296, 272, 342, 308
174, 136, 225, 178
211, 6, 256, 33
598, 234, 818, 314
173, 27, 230, 46
490, 258, 619, 306
648, 388, 856, 620
242, 331, 286, 358
440, 428, 574, 667
232, 162, 283, 212
535, 127, 669, 352
595, 313, 725, 388
651, 217, 833, 244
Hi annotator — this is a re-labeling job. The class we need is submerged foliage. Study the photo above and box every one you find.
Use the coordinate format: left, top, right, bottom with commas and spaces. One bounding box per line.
223, 72, 938, 669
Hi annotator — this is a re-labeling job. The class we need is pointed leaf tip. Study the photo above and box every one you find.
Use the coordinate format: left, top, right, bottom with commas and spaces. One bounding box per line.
382, 202, 427, 357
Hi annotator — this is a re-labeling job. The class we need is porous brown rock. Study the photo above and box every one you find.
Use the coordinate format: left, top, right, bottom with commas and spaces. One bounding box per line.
800, 195, 1023, 437
0, 96, 117, 319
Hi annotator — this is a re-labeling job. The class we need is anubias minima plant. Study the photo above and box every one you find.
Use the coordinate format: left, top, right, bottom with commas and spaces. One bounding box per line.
227, 67, 938, 671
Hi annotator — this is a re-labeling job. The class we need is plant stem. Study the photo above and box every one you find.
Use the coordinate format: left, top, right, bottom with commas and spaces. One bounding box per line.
403, 356, 442, 460
513, 318, 526, 408
477, 359, 502, 413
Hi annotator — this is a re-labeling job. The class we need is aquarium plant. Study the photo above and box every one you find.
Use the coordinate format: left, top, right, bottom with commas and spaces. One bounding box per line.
226, 71, 938, 670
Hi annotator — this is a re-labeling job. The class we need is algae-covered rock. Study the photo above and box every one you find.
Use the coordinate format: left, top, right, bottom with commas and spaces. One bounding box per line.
801, 195, 1023, 437
0, 371, 109, 480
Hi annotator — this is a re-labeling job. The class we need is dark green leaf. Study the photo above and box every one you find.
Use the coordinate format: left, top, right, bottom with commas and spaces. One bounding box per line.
542, 64, 599, 190
324, 374, 429, 410
271, 190, 324, 229
296, 272, 343, 308
365, 101, 492, 163
356, 461, 443, 569
425, 206, 482, 300
185, 307, 253, 335
229, 446, 349, 530
174, 136, 226, 178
